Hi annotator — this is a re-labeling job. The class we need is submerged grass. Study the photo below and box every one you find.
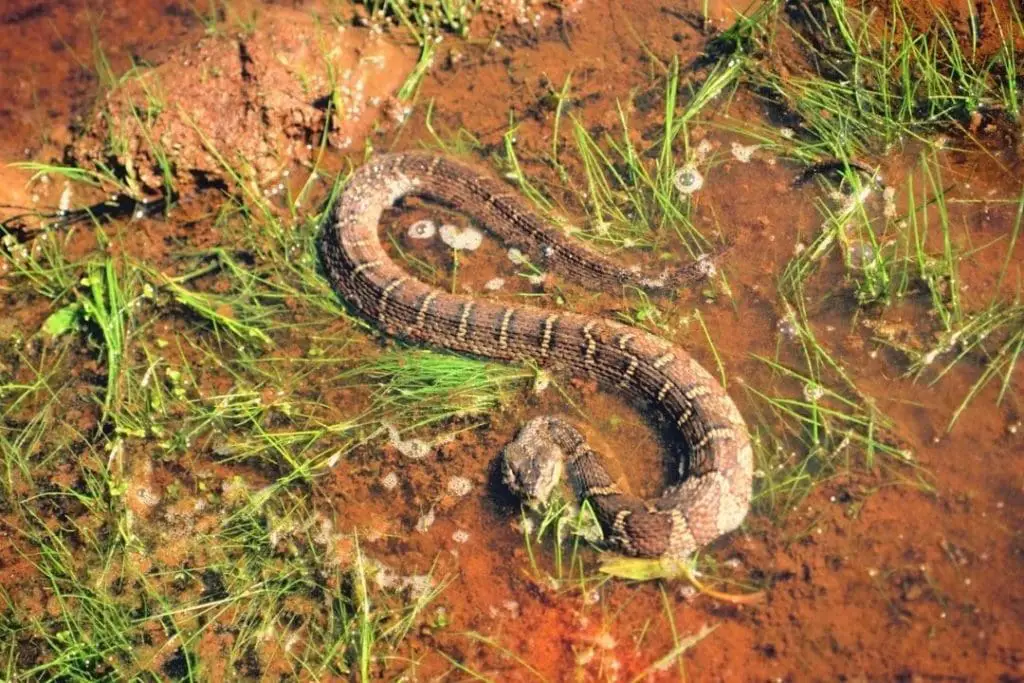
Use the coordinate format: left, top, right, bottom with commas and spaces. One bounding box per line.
762, 127, 1022, 433
519, 495, 604, 590
930, 302, 1023, 430
356, 0, 478, 44
0, 119, 520, 677
746, 288, 928, 518
0, 474, 448, 679
739, 0, 1024, 161
339, 349, 532, 429
497, 58, 726, 262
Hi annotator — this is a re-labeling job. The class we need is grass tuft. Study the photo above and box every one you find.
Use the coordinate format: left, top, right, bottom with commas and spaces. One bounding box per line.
355, 0, 479, 44
741, 0, 1024, 160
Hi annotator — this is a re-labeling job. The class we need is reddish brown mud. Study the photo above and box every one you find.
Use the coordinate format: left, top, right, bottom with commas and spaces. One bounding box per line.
1, 0, 1022, 681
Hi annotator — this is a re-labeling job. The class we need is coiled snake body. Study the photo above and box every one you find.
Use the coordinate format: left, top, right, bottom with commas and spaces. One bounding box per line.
321, 153, 752, 558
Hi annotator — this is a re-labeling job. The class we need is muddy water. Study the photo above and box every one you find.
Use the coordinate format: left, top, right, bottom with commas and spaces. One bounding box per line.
1, 0, 1022, 680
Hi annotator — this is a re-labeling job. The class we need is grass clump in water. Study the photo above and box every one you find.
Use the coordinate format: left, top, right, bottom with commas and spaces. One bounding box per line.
355, 0, 478, 43
497, 58, 738, 271
0, 117, 516, 675
775, 149, 1022, 432
0, 467, 447, 679
748, 288, 930, 518
340, 349, 533, 429
742, 0, 1024, 161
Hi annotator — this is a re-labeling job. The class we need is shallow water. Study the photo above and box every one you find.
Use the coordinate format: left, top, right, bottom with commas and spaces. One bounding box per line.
1, 0, 1022, 680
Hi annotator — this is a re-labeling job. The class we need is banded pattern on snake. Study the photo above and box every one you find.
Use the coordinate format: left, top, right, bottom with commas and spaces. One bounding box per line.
320, 152, 752, 558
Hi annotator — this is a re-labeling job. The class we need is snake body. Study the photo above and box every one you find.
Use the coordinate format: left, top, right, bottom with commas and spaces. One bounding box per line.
321, 152, 752, 558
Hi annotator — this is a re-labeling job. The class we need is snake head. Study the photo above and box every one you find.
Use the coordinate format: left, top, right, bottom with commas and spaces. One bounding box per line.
502, 417, 564, 508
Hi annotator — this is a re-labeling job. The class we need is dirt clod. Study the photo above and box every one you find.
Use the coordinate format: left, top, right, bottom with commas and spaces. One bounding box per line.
71, 6, 416, 197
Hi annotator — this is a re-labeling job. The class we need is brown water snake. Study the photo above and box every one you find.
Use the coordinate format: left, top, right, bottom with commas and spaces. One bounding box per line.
320, 152, 753, 558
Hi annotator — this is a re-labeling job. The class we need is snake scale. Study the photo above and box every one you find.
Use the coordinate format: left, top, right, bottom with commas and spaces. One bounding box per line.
320, 152, 752, 558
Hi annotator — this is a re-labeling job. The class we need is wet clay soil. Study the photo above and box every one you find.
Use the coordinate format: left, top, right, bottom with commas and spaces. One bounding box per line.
1, 0, 1022, 680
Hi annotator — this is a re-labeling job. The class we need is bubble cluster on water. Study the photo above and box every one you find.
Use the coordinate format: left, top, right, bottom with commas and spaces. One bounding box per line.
439, 223, 483, 251
415, 507, 436, 533
446, 476, 473, 497
776, 317, 799, 340
847, 241, 876, 268
381, 472, 399, 490
673, 164, 704, 195
730, 141, 759, 163
408, 219, 437, 240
